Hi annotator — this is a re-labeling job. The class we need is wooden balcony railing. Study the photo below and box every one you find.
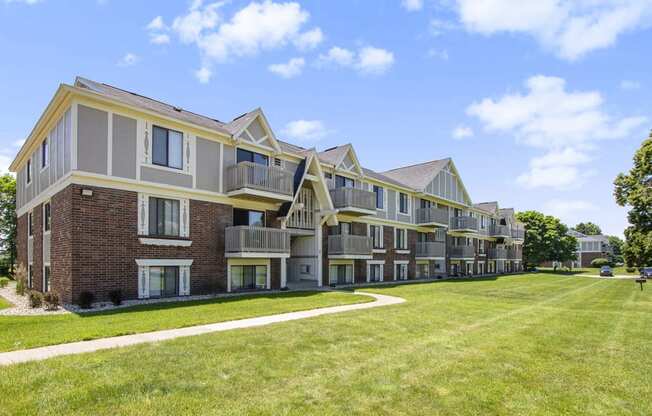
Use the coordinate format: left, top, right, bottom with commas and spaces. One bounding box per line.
415, 206, 449, 225
225, 162, 293, 196
416, 242, 446, 258
330, 188, 376, 212
328, 234, 372, 256
449, 246, 475, 258
449, 216, 478, 231
511, 229, 525, 239
225, 226, 291, 254
490, 225, 511, 237
488, 248, 507, 259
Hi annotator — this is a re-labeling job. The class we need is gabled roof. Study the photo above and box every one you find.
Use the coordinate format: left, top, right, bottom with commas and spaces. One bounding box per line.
381, 158, 450, 191
318, 144, 363, 176
75, 77, 233, 137
474, 202, 499, 215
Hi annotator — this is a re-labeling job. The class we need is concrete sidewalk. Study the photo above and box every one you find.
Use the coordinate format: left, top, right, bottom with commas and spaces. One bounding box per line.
0, 291, 405, 366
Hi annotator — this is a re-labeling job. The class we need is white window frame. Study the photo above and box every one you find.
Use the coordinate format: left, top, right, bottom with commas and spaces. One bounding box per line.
366, 260, 385, 283
395, 228, 409, 252
138, 193, 190, 240
26, 158, 32, 186
40, 137, 49, 171
43, 200, 51, 235
43, 262, 51, 293
397, 192, 410, 215
416, 261, 429, 279
27, 210, 33, 240
373, 185, 386, 211
227, 263, 270, 293
368, 224, 385, 252
394, 261, 409, 281
136, 259, 193, 299
328, 262, 354, 285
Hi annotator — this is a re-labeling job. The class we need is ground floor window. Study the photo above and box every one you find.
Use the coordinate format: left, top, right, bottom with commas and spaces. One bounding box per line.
149, 266, 179, 298
395, 263, 408, 280
466, 262, 473, 276
43, 265, 51, 292
450, 263, 459, 276
329, 264, 353, 285
368, 263, 383, 282
478, 263, 485, 275
416, 263, 429, 279
231, 265, 267, 291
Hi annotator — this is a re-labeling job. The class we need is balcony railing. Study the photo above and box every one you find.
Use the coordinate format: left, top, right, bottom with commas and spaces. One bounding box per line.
507, 249, 521, 260
488, 248, 507, 259
225, 226, 291, 255
225, 162, 293, 196
450, 216, 478, 232
415, 206, 449, 226
490, 225, 511, 237
330, 187, 376, 212
449, 246, 475, 258
328, 234, 372, 256
511, 228, 525, 240
416, 242, 446, 258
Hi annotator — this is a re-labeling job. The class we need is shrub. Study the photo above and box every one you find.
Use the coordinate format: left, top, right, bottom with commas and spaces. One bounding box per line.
14, 264, 27, 296
0, 277, 9, 288
43, 292, 60, 311
78, 291, 95, 309
590, 258, 611, 268
28, 291, 43, 308
626, 267, 637, 273
108, 289, 122, 306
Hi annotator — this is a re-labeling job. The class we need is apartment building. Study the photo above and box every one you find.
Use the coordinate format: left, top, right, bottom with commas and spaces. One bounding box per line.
546, 230, 613, 269
11, 77, 525, 304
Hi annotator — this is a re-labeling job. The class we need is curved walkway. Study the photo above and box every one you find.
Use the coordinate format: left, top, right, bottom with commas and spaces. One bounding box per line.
0, 291, 405, 366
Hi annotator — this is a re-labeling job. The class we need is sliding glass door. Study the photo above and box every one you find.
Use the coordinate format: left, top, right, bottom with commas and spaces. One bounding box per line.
231, 265, 267, 291
149, 266, 179, 298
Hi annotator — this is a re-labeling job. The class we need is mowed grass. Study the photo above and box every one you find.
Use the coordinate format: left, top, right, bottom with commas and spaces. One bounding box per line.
1, 273, 651, 415
539, 267, 641, 276
0, 291, 371, 352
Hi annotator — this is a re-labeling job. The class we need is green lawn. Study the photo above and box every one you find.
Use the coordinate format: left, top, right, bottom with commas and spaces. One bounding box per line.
538, 266, 640, 276
1, 273, 650, 415
0, 291, 371, 352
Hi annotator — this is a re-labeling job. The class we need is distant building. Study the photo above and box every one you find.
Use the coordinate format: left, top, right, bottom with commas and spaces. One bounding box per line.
544, 230, 613, 269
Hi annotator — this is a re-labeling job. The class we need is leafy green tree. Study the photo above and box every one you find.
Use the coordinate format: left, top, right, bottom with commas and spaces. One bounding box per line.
0, 174, 16, 275
614, 132, 652, 267
516, 210, 577, 268
607, 236, 624, 256
574, 222, 602, 235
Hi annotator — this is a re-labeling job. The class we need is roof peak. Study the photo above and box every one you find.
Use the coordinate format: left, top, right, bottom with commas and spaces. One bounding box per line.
382, 157, 451, 174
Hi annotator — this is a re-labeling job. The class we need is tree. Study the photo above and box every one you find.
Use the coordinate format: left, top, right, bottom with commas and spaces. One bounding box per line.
516, 210, 578, 269
574, 222, 602, 235
0, 174, 16, 275
614, 132, 652, 267
607, 236, 624, 256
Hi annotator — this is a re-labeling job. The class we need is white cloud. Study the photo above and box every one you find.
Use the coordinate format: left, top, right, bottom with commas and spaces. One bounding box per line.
117, 53, 139, 67
452, 0, 652, 60
146, 16, 167, 31
172, 1, 222, 44
282, 120, 328, 141
318, 46, 395, 75
427, 48, 449, 60
150, 34, 171, 45
620, 79, 641, 90
401, 0, 423, 12
452, 125, 473, 139
467, 75, 647, 190
542, 199, 598, 224
268, 57, 305, 78
430, 18, 458, 36
195, 66, 213, 83
293, 27, 324, 50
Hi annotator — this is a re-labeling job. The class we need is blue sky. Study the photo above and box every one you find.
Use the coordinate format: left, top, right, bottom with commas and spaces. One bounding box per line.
1, 0, 651, 237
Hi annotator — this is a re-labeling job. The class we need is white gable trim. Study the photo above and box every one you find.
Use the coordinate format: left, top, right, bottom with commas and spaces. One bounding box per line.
231, 109, 281, 153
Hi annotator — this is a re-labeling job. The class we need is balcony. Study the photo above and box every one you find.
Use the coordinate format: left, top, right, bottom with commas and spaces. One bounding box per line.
490, 225, 511, 238
449, 246, 475, 259
511, 228, 525, 240
328, 234, 373, 259
488, 248, 507, 259
416, 242, 446, 258
225, 226, 291, 258
415, 206, 449, 227
225, 162, 294, 202
507, 249, 521, 260
330, 187, 376, 216
449, 216, 478, 233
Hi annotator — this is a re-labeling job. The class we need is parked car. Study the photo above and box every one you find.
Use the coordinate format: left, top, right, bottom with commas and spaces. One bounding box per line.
600, 266, 613, 277
640, 267, 652, 279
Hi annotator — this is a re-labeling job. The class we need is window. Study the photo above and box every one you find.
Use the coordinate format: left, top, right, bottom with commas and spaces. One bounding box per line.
43, 265, 51, 292
233, 209, 265, 227
273, 158, 283, 167
373, 186, 384, 210
420, 199, 432, 209
480, 216, 486, 229
329, 264, 353, 285
231, 265, 267, 290
333, 222, 351, 235
152, 125, 183, 169
396, 229, 407, 250
27, 264, 33, 288
370, 225, 383, 249
148, 197, 180, 237
417, 232, 428, 243
43, 202, 51, 233
335, 175, 354, 189
300, 264, 311, 275
41, 139, 49, 169
237, 148, 269, 166
399, 193, 409, 214
395, 263, 408, 280
416, 263, 429, 279
369, 263, 383, 282
26, 159, 32, 185
149, 266, 179, 298
478, 240, 485, 254
28, 212, 33, 237
466, 263, 473, 275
